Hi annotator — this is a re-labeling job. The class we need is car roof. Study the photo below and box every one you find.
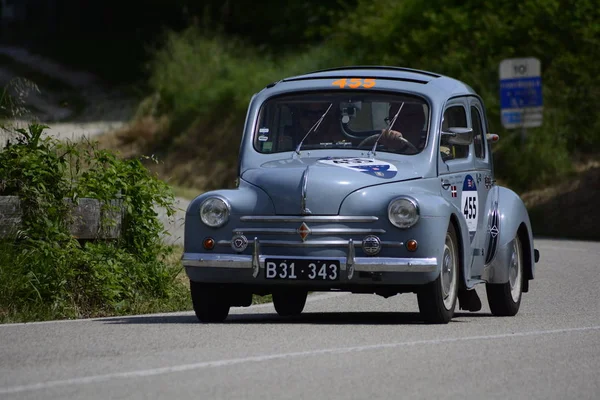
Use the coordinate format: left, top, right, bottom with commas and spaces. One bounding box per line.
272, 66, 477, 98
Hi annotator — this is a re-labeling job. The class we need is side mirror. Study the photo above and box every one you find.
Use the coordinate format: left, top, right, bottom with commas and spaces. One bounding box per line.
441, 127, 474, 145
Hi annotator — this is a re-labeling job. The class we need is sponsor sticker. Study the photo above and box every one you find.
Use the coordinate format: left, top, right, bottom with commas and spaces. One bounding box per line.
258, 135, 269, 142
259, 128, 269, 133
485, 175, 493, 189
318, 157, 398, 178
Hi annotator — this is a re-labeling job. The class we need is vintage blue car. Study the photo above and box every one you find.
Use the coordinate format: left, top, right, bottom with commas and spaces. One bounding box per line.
182, 66, 540, 324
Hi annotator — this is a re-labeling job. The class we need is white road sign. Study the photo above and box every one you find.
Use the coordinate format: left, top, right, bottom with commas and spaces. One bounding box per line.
499, 57, 543, 128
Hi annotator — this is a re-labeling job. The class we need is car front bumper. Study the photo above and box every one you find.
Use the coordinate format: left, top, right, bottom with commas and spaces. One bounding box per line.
182, 238, 439, 286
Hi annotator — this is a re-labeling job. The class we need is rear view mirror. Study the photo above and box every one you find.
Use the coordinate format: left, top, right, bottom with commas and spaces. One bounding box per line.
340, 101, 362, 124
442, 127, 474, 145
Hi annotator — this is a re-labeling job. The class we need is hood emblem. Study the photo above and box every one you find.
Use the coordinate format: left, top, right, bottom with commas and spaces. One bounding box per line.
298, 222, 311, 241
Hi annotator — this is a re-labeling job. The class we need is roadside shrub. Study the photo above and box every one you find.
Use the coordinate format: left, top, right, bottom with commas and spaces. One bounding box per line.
0, 124, 188, 322
493, 125, 572, 192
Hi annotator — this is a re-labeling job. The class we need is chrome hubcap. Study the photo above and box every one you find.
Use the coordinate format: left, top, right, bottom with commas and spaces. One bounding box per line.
509, 237, 523, 303
441, 233, 457, 310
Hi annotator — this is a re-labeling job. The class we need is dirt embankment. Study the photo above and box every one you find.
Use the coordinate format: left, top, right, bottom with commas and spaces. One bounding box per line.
522, 161, 600, 241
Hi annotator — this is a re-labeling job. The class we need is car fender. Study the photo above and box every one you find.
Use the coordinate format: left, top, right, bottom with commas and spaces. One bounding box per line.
184, 180, 275, 252
483, 186, 535, 284
339, 179, 473, 284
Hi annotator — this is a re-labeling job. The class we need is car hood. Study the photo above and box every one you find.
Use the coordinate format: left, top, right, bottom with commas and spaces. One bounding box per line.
241, 156, 422, 215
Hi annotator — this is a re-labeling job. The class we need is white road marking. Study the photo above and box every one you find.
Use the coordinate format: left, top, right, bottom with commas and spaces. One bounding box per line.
0, 292, 348, 327
1, 325, 599, 395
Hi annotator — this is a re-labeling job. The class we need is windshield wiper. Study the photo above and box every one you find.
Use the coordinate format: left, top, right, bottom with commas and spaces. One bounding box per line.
369, 102, 404, 157
295, 103, 333, 154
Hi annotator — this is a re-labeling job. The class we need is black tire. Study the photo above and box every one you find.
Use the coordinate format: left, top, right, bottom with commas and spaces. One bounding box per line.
190, 281, 230, 323
486, 235, 523, 316
417, 223, 459, 324
272, 289, 308, 317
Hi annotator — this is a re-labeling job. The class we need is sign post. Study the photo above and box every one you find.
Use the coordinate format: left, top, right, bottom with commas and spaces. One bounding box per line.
499, 57, 543, 141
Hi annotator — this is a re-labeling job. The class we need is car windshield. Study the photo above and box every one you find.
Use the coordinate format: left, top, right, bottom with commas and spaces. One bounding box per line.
253, 92, 429, 155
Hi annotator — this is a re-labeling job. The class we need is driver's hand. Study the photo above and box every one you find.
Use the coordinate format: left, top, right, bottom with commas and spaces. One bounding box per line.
380, 129, 405, 148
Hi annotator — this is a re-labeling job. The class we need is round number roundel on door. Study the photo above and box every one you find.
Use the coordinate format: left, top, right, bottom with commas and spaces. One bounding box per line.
461, 174, 478, 242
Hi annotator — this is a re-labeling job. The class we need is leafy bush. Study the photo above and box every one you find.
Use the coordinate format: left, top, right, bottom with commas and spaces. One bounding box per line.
0, 124, 189, 322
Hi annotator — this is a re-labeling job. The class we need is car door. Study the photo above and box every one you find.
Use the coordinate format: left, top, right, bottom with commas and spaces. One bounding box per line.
467, 97, 492, 278
468, 97, 498, 272
437, 97, 482, 280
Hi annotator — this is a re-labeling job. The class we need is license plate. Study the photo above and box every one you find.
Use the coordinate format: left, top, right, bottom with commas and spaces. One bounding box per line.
265, 259, 340, 281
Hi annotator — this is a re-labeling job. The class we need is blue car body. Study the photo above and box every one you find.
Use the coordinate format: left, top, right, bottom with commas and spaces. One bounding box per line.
183, 66, 539, 323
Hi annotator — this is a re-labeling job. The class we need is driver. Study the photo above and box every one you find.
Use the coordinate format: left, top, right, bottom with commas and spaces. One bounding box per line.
357, 103, 424, 153
379, 103, 425, 152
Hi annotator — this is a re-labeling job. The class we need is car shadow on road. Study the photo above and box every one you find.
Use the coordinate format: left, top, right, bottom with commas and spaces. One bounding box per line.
101, 311, 495, 325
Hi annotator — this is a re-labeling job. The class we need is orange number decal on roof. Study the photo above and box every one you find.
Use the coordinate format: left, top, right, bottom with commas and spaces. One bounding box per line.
363, 78, 376, 88
348, 78, 362, 88
332, 79, 347, 88
331, 78, 376, 89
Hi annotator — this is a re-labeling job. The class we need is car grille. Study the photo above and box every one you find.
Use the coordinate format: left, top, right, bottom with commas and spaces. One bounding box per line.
218, 215, 403, 250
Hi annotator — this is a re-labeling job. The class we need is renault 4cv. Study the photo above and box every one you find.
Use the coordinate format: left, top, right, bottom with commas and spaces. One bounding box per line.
182, 66, 540, 324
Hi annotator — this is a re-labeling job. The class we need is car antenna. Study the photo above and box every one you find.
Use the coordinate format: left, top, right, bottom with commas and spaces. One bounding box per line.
369, 102, 404, 157
295, 103, 333, 155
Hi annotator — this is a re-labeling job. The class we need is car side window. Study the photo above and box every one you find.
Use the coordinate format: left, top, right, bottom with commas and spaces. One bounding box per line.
471, 106, 485, 159
441, 106, 468, 160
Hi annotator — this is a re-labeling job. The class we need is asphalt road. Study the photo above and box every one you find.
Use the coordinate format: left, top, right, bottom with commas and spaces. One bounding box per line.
1, 238, 599, 400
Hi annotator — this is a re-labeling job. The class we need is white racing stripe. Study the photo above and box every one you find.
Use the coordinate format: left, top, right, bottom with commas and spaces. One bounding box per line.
1, 325, 599, 395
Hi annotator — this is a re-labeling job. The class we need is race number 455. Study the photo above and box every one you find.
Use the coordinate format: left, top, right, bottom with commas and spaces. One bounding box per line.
462, 194, 478, 232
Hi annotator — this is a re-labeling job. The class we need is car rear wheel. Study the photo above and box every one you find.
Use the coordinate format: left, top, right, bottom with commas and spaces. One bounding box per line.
273, 289, 308, 317
417, 223, 459, 324
486, 235, 523, 316
190, 281, 231, 323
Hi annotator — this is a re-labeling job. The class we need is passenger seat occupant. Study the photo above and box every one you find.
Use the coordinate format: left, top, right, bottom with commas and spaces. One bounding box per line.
277, 103, 337, 151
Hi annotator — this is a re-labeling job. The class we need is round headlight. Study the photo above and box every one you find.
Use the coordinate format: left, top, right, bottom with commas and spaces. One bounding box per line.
388, 197, 419, 229
200, 197, 230, 228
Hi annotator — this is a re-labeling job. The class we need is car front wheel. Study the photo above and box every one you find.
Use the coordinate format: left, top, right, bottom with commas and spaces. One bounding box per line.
417, 223, 459, 324
273, 289, 308, 316
190, 281, 231, 323
486, 235, 523, 316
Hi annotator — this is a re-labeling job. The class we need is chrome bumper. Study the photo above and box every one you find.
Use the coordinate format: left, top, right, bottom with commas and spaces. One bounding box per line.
182, 238, 437, 279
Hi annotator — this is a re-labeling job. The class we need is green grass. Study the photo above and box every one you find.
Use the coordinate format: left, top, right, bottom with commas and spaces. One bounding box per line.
252, 294, 273, 305
0, 241, 192, 324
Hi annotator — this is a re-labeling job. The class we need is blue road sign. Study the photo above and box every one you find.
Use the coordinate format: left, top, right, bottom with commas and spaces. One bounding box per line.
499, 57, 543, 129
500, 76, 543, 109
